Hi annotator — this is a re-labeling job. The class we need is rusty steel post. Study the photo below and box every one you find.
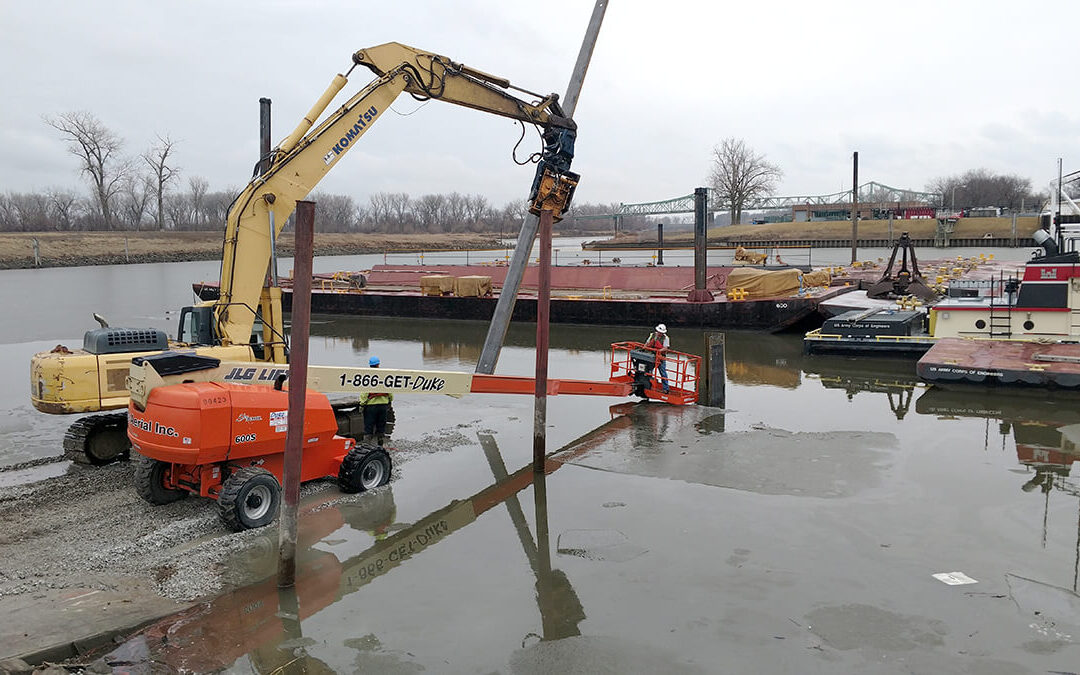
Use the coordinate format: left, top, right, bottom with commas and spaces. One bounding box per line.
278, 200, 314, 587
657, 222, 664, 265
850, 151, 859, 265
688, 188, 714, 302
533, 209, 553, 472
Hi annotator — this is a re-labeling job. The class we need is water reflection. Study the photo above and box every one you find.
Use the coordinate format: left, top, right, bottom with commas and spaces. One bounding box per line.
916, 387, 1080, 593
104, 433, 582, 672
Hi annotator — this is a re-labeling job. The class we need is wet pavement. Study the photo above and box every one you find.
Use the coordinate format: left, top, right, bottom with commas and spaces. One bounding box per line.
1, 252, 1078, 672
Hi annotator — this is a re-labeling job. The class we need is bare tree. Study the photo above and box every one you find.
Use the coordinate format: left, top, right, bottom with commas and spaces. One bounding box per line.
388, 192, 412, 233
926, 169, 1035, 211
142, 134, 180, 230
187, 176, 210, 228
205, 190, 236, 230
415, 194, 447, 233
45, 111, 131, 229
47, 189, 81, 231
164, 192, 192, 230
118, 175, 154, 230
707, 138, 782, 226
464, 193, 490, 231
310, 192, 360, 232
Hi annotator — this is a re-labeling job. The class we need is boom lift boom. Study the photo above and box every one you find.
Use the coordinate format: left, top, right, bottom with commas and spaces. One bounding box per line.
30, 42, 580, 464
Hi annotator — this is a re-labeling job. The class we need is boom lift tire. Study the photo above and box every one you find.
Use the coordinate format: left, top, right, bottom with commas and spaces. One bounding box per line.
218, 467, 281, 531
133, 454, 187, 505
338, 445, 391, 494
64, 413, 131, 465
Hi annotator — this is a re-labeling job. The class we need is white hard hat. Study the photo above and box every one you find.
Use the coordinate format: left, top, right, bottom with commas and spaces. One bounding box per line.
655, 323, 667, 333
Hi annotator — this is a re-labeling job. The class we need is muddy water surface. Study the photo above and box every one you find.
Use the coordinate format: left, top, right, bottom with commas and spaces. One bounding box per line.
1, 251, 1077, 672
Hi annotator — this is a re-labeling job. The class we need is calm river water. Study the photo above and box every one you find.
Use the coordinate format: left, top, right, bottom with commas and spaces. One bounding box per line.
3, 242, 1078, 671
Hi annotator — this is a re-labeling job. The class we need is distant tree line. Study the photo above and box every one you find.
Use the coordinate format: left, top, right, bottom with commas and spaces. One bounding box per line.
0, 184, 631, 235
0, 110, 626, 235
5, 111, 1063, 234
926, 169, 1045, 211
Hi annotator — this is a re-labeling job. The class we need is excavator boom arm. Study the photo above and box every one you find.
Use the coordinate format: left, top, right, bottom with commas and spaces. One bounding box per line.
216, 43, 577, 354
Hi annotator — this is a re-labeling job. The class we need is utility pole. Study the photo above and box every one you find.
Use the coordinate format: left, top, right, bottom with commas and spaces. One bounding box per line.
476, 0, 607, 375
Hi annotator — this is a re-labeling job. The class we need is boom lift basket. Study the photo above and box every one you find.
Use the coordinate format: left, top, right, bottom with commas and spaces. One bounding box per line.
608, 341, 700, 405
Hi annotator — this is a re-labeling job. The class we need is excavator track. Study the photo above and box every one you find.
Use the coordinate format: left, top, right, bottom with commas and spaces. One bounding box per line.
63, 412, 131, 465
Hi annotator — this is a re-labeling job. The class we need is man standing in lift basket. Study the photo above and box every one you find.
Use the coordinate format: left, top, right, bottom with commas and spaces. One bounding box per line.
360, 355, 394, 446
645, 324, 670, 394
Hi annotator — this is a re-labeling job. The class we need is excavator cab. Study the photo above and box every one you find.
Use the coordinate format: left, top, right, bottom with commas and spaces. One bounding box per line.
176, 305, 271, 360
177, 305, 215, 346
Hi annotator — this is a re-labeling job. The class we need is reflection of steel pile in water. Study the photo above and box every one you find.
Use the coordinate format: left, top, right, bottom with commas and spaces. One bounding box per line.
109, 432, 593, 672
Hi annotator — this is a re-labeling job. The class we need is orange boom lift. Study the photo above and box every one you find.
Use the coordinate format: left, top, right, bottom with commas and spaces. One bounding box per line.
127, 344, 699, 530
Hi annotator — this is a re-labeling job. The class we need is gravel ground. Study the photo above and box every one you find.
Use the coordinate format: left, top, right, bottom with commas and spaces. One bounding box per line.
0, 429, 473, 604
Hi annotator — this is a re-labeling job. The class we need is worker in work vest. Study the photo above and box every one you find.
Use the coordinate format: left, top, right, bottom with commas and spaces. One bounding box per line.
644, 323, 670, 394
360, 355, 393, 446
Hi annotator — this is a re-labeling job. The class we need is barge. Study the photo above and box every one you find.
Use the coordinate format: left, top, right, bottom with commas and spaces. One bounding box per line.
917, 338, 1080, 390
196, 264, 851, 332
805, 245, 1078, 355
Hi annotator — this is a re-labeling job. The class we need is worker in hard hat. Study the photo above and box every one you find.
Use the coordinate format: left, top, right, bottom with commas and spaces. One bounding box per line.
360, 355, 393, 446
644, 324, 670, 394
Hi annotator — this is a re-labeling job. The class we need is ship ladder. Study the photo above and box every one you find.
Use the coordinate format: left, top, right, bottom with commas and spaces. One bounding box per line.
988, 272, 1012, 337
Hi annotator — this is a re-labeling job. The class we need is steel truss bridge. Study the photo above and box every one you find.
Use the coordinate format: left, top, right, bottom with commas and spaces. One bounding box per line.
568, 182, 942, 220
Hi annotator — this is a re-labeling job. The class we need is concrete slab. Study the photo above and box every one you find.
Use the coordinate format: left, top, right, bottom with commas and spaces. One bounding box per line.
0, 579, 188, 664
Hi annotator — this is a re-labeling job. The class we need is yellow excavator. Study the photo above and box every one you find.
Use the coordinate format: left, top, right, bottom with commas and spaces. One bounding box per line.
30, 42, 580, 464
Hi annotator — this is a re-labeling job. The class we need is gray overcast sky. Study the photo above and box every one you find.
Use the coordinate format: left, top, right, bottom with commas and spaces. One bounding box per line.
2, 0, 1079, 208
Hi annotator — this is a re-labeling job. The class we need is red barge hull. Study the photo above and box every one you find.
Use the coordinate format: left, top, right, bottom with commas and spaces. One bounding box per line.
195, 264, 847, 332
917, 338, 1080, 390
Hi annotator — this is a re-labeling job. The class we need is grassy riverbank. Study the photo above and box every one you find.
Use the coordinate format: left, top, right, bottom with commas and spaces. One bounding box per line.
0, 231, 505, 269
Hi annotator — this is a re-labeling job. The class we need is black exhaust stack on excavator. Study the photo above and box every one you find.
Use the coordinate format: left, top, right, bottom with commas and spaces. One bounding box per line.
865, 232, 938, 302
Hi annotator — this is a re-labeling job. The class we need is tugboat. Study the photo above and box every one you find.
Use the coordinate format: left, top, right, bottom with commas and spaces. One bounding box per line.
806, 226, 1080, 356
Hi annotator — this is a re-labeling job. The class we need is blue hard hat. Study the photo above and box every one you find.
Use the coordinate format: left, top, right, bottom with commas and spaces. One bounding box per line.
369, 356, 380, 366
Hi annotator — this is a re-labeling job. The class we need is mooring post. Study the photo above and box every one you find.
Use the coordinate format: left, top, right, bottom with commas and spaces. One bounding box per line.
32, 238, 40, 268
703, 332, 726, 407
850, 151, 859, 264
533, 210, 553, 472
688, 188, 714, 302
278, 199, 314, 588
475, 0, 607, 375
657, 222, 664, 265
888, 211, 894, 245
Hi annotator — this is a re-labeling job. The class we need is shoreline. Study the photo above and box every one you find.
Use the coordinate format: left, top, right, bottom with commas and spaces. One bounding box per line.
0, 231, 505, 270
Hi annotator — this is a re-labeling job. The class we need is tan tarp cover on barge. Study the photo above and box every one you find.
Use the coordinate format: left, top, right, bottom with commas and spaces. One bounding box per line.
801, 269, 832, 288
454, 275, 493, 297
420, 275, 455, 296
725, 268, 802, 298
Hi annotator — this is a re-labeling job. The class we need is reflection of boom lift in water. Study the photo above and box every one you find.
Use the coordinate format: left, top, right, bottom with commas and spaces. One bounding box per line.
865, 232, 938, 302
115, 432, 590, 672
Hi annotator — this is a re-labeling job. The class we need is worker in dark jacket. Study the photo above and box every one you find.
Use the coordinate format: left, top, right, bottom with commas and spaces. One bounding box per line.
360, 355, 393, 446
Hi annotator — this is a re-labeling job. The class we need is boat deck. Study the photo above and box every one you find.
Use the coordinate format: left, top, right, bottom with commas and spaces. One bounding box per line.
917, 338, 1080, 390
